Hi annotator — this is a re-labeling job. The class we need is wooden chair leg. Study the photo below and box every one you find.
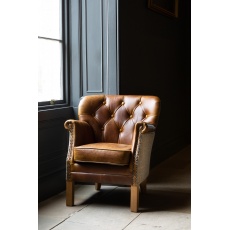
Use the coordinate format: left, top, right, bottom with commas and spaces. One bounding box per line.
95, 183, 101, 191
140, 179, 147, 193
130, 185, 139, 212
66, 180, 74, 206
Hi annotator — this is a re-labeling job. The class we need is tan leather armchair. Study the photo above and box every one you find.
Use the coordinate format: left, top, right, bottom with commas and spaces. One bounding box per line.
64, 95, 161, 212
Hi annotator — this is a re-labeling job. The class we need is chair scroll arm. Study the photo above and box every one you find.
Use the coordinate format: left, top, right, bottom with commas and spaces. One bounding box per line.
64, 119, 95, 180
64, 120, 77, 163
141, 123, 156, 134
131, 122, 156, 152
64, 119, 95, 160
64, 120, 77, 181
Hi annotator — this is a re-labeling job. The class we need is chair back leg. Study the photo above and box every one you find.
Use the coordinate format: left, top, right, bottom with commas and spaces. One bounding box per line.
140, 179, 147, 193
95, 183, 101, 190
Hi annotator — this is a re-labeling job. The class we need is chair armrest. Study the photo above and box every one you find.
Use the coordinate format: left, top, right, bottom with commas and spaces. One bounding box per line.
131, 122, 156, 185
131, 122, 156, 152
64, 119, 95, 180
141, 123, 156, 134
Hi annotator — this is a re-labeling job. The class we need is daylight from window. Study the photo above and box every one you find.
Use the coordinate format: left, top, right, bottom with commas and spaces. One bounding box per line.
38, 0, 63, 102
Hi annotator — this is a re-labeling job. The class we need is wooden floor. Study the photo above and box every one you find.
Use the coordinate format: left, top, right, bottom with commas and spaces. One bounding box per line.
38, 145, 191, 230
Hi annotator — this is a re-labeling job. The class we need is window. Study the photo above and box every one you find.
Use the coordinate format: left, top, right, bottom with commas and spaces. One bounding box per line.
38, 0, 68, 108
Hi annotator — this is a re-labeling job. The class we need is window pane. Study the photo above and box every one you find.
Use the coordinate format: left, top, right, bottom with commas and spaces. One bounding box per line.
39, 0, 61, 40
38, 39, 63, 102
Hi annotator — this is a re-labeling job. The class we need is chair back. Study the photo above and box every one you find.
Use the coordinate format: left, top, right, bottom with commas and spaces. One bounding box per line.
78, 95, 160, 145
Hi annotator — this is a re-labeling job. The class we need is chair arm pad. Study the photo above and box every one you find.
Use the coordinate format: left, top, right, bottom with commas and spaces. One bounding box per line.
141, 123, 156, 134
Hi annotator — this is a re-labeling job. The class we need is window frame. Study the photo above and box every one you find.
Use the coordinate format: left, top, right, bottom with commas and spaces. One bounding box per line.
38, 0, 70, 111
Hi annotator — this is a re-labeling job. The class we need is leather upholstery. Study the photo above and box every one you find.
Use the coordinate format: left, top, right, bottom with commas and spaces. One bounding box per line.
78, 95, 160, 145
74, 142, 132, 165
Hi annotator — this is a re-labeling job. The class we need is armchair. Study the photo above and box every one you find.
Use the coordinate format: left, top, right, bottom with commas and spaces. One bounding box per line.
64, 95, 160, 212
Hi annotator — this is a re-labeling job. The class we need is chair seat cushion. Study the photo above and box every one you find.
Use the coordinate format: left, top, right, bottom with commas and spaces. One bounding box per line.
74, 142, 132, 166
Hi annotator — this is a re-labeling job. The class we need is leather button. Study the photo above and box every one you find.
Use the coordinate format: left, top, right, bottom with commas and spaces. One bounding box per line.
145, 115, 148, 118
139, 101, 142, 105
130, 115, 133, 118
119, 128, 123, 132
103, 101, 106, 105
121, 102, 125, 105
111, 114, 114, 118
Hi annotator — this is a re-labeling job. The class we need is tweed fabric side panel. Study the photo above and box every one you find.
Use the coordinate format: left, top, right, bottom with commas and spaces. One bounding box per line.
133, 131, 155, 185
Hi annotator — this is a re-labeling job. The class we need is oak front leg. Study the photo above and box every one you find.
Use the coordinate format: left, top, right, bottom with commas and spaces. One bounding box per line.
130, 185, 139, 212
66, 181, 74, 206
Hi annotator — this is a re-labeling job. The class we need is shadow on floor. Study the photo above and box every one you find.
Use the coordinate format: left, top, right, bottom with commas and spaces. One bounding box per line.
76, 145, 191, 213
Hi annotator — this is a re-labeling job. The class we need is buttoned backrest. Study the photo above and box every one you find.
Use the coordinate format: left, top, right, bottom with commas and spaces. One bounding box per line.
78, 95, 161, 145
